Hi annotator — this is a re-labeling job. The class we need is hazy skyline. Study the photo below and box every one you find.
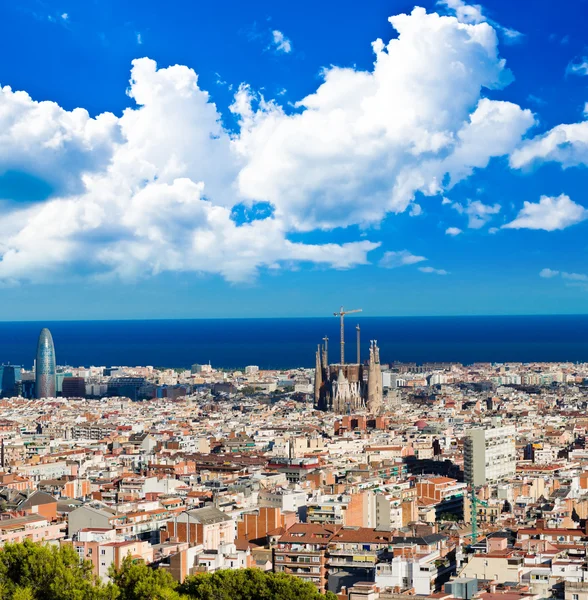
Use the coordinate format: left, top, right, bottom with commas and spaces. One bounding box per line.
0, 0, 587, 319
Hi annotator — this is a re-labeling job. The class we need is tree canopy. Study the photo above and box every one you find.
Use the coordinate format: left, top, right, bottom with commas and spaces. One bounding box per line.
0, 541, 337, 600
179, 569, 337, 600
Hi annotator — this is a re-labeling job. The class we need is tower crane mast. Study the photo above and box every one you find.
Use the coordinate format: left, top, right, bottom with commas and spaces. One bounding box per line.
469, 487, 488, 544
333, 306, 362, 366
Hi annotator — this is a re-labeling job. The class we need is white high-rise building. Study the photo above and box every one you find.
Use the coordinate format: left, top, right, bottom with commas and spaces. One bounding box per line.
464, 425, 516, 487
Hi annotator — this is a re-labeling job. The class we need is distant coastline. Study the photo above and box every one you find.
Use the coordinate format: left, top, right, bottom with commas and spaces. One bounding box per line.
1, 315, 588, 370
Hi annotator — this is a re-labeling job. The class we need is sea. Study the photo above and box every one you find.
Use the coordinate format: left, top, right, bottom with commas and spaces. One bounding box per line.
1, 315, 588, 370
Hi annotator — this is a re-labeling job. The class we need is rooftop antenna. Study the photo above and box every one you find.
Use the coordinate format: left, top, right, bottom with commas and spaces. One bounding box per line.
333, 306, 362, 366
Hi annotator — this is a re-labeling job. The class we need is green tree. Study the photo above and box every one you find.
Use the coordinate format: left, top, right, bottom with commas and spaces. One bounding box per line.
110, 556, 182, 600
0, 542, 338, 600
179, 569, 337, 600
0, 540, 114, 600
11, 587, 35, 600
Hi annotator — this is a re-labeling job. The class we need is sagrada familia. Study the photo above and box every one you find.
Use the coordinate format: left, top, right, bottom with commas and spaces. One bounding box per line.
314, 339, 383, 414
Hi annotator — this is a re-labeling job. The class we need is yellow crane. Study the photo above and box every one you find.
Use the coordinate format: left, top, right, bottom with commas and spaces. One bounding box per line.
333, 306, 362, 366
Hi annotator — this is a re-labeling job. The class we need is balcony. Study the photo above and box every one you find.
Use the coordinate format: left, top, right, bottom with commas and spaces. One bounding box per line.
283, 567, 320, 576
328, 549, 379, 557
328, 558, 377, 568
276, 547, 323, 555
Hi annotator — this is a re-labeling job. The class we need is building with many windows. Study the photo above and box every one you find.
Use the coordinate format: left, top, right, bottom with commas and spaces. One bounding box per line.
464, 425, 516, 487
0, 364, 21, 397
35, 328, 56, 399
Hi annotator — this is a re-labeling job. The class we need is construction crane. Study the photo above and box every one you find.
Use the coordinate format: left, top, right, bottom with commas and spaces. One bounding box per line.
333, 306, 362, 366
469, 487, 488, 544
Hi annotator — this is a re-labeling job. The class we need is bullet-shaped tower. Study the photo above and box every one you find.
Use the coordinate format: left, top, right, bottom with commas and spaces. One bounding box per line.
35, 328, 56, 399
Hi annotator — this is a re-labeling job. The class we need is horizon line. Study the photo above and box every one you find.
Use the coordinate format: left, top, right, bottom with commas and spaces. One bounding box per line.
2, 313, 588, 324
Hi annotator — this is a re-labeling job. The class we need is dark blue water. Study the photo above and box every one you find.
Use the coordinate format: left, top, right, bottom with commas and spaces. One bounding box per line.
1, 316, 588, 369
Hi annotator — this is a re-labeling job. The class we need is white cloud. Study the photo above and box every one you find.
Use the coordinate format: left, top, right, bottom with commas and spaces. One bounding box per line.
503, 194, 588, 231
441, 197, 452, 205
419, 266, 449, 275
438, 0, 523, 43
233, 7, 532, 232
61, 13, 68, 21
567, 58, 588, 76
438, 0, 484, 24
0, 6, 539, 285
540, 269, 588, 286
445, 226, 462, 236
379, 250, 426, 269
452, 199, 501, 229
510, 119, 588, 170
539, 268, 559, 278
409, 203, 422, 216
562, 271, 588, 282
271, 30, 292, 54
0, 85, 120, 196
0, 58, 378, 284
136, 32, 143, 45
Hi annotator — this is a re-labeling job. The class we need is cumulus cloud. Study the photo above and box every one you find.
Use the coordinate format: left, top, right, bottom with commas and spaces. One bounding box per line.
0, 6, 538, 284
0, 85, 120, 197
445, 226, 463, 236
539, 268, 559, 278
379, 250, 426, 269
503, 194, 588, 231
0, 59, 377, 283
419, 266, 449, 275
271, 30, 292, 54
233, 7, 533, 231
452, 199, 501, 229
510, 119, 588, 170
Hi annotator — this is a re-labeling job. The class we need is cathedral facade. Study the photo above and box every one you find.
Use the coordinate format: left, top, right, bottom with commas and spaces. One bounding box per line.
314, 340, 383, 414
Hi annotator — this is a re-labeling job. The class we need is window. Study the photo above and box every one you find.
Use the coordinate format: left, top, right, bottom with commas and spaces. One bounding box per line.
572, 595, 579, 600
101, 550, 106, 555
312, 556, 320, 563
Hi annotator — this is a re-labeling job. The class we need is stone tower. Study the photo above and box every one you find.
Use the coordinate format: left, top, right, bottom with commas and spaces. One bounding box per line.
314, 345, 323, 405
367, 340, 383, 414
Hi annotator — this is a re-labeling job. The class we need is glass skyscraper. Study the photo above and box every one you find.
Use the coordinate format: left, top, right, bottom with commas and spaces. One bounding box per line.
35, 328, 56, 399
0, 365, 21, 398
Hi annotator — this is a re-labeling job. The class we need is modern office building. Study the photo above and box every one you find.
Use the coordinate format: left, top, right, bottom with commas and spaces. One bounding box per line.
35, 328, 56, 399
464, 425, 516, 487
62, 377, 87, 398
107, 377, 147, 401
56, 371, 73, 395
0, 365, 22, 398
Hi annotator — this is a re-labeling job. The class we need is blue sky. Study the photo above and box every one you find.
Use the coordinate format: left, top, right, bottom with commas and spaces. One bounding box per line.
0, 0, 587, 319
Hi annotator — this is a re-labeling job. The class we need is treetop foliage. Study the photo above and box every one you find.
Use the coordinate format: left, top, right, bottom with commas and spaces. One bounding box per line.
0, 541, 337, 600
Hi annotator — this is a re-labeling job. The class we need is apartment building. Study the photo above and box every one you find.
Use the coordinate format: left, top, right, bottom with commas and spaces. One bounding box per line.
464, 425, 516, 487
274, 523, 339, 593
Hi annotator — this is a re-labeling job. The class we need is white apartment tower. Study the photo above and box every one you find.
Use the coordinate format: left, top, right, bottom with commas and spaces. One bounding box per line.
464, 425, 516, 487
